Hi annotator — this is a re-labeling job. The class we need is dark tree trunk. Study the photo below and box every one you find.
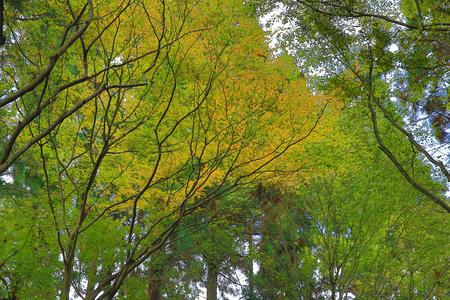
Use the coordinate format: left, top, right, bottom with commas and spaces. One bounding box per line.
147, 265, 163, 300
206, 261, 218, 300
0, 0, 5, 45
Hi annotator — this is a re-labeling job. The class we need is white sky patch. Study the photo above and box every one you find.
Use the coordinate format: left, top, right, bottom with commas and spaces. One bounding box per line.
111, 56, 123, 65
258, 3, 291, 54
1, 174, 13, 183
389, 43, 398, 53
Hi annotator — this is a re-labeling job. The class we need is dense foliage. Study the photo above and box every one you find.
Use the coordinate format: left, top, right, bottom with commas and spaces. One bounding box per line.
1, 0, 449, 299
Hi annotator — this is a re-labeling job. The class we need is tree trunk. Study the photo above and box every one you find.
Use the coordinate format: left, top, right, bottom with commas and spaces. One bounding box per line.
85, 260, 97, 299
206, 262, 218, 300
247, 219, 255, 299
61, 231, 79, 300
147, 266, 163, 300
61, 253, 75, 300
0, 0, 6, 45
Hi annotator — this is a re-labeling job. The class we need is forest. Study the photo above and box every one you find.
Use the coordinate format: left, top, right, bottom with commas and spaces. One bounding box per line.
0, 0, 449, 299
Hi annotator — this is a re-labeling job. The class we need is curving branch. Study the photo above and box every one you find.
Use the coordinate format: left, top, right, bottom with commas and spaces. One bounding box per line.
365, 59, 450, 213
0, 81, 146, 174
376, 100, 450, 183
293, 0, 450, 32
0, 1, 94, 109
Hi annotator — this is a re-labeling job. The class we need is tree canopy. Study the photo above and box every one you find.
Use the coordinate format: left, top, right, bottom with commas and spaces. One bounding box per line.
1, 0, 449, 299
257, 0, 450, 212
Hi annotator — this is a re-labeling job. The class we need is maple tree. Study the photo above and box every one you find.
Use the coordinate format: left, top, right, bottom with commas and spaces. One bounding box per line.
256, 0, 450, 213
297, 105, 450, 299
0, 0, 333, 299
234, 102, 450, 300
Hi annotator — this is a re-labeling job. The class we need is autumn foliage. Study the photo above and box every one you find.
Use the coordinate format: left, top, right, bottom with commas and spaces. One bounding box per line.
0, 0, 335, 298
2, 0, 449, 299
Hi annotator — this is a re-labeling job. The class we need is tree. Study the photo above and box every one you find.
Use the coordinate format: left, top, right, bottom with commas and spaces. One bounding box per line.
238, 98, 450, 299
243, 182, 315, 300
255, 0, 450, 213
0, 0, 333, 298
